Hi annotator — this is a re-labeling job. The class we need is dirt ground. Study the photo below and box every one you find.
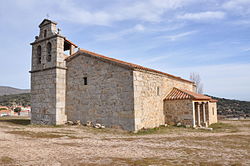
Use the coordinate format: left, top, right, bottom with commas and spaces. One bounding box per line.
0, 117, 249, 166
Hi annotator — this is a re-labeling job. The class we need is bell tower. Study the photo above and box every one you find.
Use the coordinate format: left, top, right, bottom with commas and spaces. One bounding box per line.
30, 19, 77, 125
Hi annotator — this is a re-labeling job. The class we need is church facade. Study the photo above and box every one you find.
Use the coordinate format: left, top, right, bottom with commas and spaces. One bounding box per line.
30, 19, 217, 131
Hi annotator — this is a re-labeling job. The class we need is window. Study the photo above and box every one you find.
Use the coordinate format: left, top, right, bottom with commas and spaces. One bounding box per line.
212, 107, 214, 115
83, 77, 87, 85
37, 45, 41, 64
157, 86, 160, 96
44, 30, 47, 38
46, 42, 52, 62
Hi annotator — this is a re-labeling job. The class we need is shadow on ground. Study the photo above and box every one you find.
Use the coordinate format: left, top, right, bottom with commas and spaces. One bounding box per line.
0, 117, 30, 125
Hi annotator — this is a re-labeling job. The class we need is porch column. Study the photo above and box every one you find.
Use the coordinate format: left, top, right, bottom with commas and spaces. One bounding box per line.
192, 101, 196, 127
203, 103, 206, 122
197, 102, 201, 127
203, 102, 208, 127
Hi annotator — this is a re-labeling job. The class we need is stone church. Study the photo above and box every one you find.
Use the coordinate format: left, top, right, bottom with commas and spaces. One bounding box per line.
30, 19, 217, 131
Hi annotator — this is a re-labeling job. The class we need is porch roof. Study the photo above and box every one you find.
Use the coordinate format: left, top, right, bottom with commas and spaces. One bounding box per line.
164, 87, 214, 101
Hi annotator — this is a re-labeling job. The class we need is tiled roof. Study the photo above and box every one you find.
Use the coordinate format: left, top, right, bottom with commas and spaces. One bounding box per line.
66, 49, 193, 84
0, 106, 9, 109
65, 38, 78, 47
209, 99, 218, 102
0, 110, 11, 114
164, 88, 213, 101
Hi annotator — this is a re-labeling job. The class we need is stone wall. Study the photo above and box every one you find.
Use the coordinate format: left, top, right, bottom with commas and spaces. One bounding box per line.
31, 69, 57, 124
208, 102, 217, 125
133, 70, 194, 130
65, 54, 135, 131
31, 68, 67, 125
164, 100, 193, 126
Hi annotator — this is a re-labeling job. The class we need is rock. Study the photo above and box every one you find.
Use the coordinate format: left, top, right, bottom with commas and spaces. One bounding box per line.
185, 125, 191, 128
206, 128, 213, 131
86, 121, 92, 127
176, 122, 182, 127
67, 121, 74, 125
101, 125, 105, 129
95, 123, 101, 129
74, 120, 81, 125
198, 127, 213, 131
164, 124, 168, 127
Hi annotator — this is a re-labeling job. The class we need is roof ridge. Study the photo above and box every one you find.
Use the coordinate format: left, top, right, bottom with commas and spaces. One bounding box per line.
66, 48, 194, 84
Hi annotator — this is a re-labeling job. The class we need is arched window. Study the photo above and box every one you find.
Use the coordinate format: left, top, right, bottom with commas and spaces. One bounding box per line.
37, 45, 41, 64
44, 30, 47, 38
46, 42, 52, 62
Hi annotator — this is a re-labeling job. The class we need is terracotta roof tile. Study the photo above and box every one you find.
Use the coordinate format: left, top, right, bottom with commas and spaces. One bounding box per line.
209, 99, 218, 102
165, 88, 213, 101
65, 49, 193, 84
64, 38, 78, 47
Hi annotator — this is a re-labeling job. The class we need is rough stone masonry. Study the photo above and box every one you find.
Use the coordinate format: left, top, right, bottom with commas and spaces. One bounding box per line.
30, 19, 217, 131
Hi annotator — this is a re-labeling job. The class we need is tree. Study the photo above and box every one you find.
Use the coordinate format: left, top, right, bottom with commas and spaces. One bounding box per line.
190, 72, 203, 94
14, 107, 22, 116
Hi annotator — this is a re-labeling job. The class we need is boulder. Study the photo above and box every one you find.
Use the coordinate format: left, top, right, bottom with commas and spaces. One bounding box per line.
95, 123, 101, 129
86, 121, 93, 127
75, 120, 81, 125
176, 122, 182, 127
67, 121, 74, 125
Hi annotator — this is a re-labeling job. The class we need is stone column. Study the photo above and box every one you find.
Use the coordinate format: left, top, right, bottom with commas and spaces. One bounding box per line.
192, 101, 196, 127
203, 102, 208, 127
197, 103, 201, 127
203, 103, 206, 122
69, 45, 75, 55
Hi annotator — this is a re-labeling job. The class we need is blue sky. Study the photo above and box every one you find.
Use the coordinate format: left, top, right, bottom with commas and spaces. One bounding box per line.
0, 0, 250, 101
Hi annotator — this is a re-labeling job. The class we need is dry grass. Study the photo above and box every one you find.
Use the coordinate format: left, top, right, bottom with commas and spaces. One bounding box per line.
0, 156, 14, 165
0, 116, 30, 125
6, 130, 63, 139
209, 122, 238, 132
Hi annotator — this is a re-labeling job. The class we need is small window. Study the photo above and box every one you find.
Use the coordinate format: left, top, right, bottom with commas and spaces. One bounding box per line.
37, 45, 41, 64
212, 107, 214, 115
46, 42, 52, 62
44, 30, 47, 38
83, 77, 87, 85
157, 86, 160, 96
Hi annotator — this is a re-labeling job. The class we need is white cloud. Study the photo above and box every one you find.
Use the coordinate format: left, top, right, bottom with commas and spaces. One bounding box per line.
223, 0, 250, 15
134, 24, 145, 31
51, 0, 196, 25
95, 23, 186, 41
160, 31, 197, 41
242, 47, 250, 52
177, 11, 225, 21
95, 24, 146, 41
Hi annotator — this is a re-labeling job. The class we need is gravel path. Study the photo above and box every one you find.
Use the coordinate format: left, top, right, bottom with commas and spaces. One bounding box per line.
0, 118, 249, 166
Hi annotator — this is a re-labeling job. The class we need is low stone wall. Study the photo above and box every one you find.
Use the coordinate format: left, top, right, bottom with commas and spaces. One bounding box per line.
164, 100, 193, 126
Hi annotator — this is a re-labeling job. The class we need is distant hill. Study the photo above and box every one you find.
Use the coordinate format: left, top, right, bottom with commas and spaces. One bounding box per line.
208, 95, 250, 117
0, 86, 30, 96
0, 93, 30, 107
